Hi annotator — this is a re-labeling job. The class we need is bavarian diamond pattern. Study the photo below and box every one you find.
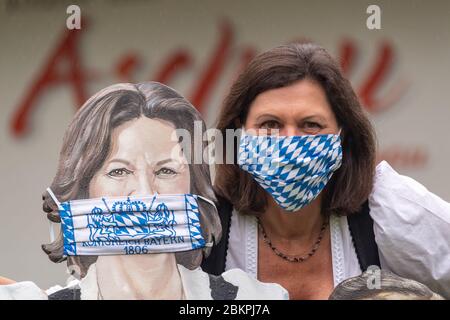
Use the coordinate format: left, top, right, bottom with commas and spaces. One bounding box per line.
185, 195, 205, 249
238, 133, 343, 212
59, 194, 206, 256
59, 202, 77, 256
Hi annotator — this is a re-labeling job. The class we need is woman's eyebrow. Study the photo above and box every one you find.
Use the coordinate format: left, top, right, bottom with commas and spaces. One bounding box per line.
155, 158, 177, 166
301, 115, 327, 122
108, 158, 132, 166
255, 113, 327, 122
255, 113, 282, 121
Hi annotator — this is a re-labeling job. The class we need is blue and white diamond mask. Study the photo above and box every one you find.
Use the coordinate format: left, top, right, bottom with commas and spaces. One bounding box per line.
238, 130, 343, 212
47, 188, 212, 256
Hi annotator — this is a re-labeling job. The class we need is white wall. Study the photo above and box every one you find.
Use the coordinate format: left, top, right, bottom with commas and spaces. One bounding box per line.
0, 0, 449, 288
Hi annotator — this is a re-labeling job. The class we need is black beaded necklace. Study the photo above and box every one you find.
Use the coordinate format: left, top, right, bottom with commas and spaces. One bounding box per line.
257, 217, 329, 263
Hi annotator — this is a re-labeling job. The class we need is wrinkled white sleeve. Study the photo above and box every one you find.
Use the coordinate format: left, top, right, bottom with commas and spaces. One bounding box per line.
369, 161, 450, 298
0, 281, 48, 300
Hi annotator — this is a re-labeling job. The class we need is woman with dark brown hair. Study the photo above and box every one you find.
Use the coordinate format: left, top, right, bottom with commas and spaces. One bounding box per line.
202, 42, 450, 300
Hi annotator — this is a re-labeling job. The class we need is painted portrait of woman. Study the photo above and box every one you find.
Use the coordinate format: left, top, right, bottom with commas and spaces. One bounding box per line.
34, 82, 288, 300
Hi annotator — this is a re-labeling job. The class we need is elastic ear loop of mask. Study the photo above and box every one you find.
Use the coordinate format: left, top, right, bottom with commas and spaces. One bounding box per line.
46, 187, 62, 243
195, 195, 218, 248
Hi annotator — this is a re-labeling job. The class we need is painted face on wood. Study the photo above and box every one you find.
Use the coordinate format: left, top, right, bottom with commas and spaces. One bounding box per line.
89, 117, 190, 198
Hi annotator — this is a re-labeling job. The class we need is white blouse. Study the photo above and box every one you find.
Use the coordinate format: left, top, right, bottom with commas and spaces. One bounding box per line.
225, 161, 450, 299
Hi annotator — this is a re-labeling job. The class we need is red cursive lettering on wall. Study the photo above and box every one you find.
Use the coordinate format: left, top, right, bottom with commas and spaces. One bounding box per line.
358, 41, 394, 112
10, 20, 407, 138
153, 51, 192, 84
339, 39, 356, 76
115, 53, 141, 82
377, 146, 428, 169
11, 27, 89, 137
340, 40, 409, 114
188, 21, 233, 114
